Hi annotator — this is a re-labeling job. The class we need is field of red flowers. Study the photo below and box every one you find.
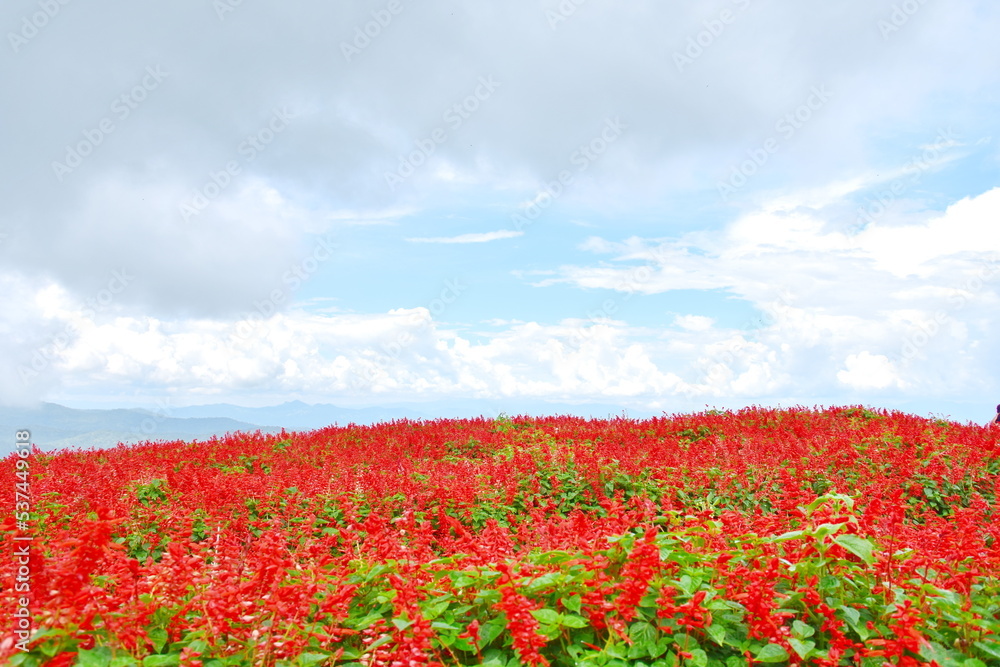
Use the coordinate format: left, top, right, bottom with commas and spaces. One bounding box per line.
2, 405, 1000, 666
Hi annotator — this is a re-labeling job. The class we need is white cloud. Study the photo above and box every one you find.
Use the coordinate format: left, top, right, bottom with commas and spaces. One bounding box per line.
8, 180, 1000, 411
326, 206, 413, 225
12, 299, 692, 404
531, 185, 1000, 399
406, 230, 523, 244
674, 315, 714, 331
546, 186, 1000, 301
4, 0, 998, 320
837, 352, 900, 390
859, 187, 1000, 277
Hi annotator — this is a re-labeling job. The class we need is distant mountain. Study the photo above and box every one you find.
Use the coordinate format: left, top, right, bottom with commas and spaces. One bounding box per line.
167, 401, 433, 430
0, 399, 662, 458
168, 399, 658, 430
0, 403, 278, 457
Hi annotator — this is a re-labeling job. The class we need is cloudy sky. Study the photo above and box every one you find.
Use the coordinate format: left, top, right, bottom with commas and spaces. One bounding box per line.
2, 0, 999, 424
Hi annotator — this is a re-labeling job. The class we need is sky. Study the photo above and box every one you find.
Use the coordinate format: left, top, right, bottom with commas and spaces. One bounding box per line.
2, 0, 999, 425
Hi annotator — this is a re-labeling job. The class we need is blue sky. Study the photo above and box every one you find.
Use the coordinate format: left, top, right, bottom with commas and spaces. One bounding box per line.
2, 0, 1000, 425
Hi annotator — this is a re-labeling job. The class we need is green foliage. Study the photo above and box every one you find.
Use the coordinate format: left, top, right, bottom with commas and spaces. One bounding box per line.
491, 413, 532, 434
133, 478, 169, 506
675, 426, 713, 443
15, 406, 1000, 666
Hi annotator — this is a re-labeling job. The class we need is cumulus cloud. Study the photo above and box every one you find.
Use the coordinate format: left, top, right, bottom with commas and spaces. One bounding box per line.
3, 1, 999, 316
15, 302, 684, 405
837, 352, 900, 390
8, 183, 1000, 409
534, 186, 1000, 398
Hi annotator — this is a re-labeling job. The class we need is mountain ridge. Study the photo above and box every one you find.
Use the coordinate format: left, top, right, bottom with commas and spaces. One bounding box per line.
0, 399, 658, 457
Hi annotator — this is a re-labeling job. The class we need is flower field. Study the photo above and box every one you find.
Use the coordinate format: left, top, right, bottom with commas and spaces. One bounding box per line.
2, 405, 1000, 666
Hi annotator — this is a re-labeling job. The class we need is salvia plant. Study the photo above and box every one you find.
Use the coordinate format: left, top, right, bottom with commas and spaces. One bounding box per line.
1, 405, 998, 666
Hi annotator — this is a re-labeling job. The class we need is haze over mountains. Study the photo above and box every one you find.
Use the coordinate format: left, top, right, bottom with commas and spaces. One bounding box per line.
0, 400, 657, 457
2, 397, 988, 459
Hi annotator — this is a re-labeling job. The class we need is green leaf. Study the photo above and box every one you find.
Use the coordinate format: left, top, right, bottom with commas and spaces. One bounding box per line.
604, 641, 628, 659
813, 522, 847, 539
629, 620, 657, 646
526, 572, 564, 591
391, 618, 414, 631
110, 655, 140, 667
480, 648, 509, 666
648, 637, 671, 659
530, 608, 561, 625
423, 599, 451, 620
561, 614, 589, 628
77, 647, 113, 667
788, 638, 816, 659
771, 530, 805, 542
922, 584, 961, 606
42, 642, 67, 658
706, 624, 727, 646
451, 573, 477, 588
841, 606, 870, 639
791, 620, 815, 638
142, 656, 180, 667
920, 640, 964, 666
832, 534, 875, 565
295, 653, 330, 666
628, 641, 651, 660
754, 644, 790, 663
478, 620, 506, 646
368, 634, 394, 652
975, 640, 1000, 660
687, 649, 708, 667
185, 640, 209, 654
561, 594, 582, 613
351, 612, 387, 630
148, 628, 169, 654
